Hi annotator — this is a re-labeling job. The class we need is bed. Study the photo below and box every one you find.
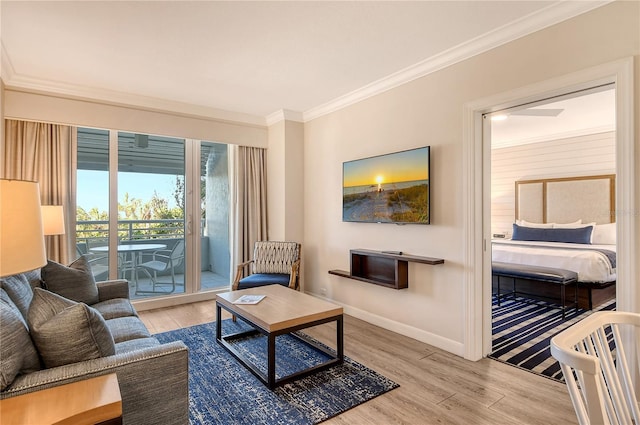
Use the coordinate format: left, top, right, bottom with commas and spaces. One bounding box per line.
492, 174, 617, 310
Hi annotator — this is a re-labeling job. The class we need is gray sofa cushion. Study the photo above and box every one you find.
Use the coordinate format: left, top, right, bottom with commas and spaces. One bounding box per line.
106, 316, 151, 343
0, 274, 34, 321
0, 294, 40, 391
92, 298, 137, 320
27, 288, 115, 369
114, 337, 161, 354
41, 257, 99, 305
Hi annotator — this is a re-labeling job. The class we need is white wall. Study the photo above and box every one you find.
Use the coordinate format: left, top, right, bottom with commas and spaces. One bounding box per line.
3, 89, 267, 148
303, 1, 639, 355
267, 120, 304, 242
267, 121, 286, 240
491, 131, 616, 235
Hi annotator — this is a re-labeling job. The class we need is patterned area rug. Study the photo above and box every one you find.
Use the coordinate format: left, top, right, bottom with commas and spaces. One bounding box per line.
489, 296, 615, 382
155, 320, 398, 424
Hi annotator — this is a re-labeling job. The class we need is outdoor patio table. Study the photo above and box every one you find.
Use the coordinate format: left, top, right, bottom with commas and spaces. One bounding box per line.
90, 244, 167, 284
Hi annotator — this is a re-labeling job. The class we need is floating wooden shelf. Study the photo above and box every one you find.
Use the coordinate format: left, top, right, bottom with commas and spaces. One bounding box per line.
329, 249, 444, 289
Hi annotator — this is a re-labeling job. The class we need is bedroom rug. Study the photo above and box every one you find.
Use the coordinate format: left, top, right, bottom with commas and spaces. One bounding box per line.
155, 320, 398, 425
489, 296, 615, 382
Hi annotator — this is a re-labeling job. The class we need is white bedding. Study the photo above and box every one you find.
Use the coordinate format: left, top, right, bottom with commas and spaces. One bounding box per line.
491, 240, 616, 283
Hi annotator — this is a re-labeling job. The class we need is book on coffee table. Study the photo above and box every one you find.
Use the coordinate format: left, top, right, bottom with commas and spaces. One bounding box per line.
233, 295, 266, 305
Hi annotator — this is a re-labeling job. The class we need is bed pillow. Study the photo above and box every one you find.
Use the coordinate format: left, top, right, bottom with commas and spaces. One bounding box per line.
515, 220, 553, 228
553, 220, 587, 228
41, 256, 99, 305
592, 222, 617, 245
512, 223, 593, 244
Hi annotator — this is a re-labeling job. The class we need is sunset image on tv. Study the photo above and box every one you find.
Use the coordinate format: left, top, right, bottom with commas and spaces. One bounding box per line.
343, 147, 430, 224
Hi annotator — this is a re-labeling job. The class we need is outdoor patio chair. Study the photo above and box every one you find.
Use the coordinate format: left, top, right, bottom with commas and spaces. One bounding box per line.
232, 241, 301, 291
550, 310, 640, 425
76, 243, 109, 280
135, 240, 185, 294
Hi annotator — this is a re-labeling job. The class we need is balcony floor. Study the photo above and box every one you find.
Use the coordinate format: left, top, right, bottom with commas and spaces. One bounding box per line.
125, 270, 230, 300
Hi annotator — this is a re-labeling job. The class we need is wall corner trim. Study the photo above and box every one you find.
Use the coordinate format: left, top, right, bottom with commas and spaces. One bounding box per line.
266, 109, 304, 126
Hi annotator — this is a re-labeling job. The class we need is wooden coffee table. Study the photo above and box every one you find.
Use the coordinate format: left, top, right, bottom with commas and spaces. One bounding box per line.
216, 284, 344, 389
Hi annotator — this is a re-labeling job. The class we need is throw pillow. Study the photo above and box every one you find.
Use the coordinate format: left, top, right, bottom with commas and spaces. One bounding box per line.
0, 294, 41, 391
27, 288, 115, 369
0, 273, 35, 321
41, 256, 99, 305
511, 223, 593, 244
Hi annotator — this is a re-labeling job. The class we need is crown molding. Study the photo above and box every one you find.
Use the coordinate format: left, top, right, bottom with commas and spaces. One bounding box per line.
265, 109, 304, 126
303, 1, 610, 122
1, 42, 16, 82
3, 69, 267, 127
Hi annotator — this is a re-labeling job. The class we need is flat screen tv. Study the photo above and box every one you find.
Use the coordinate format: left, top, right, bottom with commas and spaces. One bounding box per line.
342, 146, 430, 224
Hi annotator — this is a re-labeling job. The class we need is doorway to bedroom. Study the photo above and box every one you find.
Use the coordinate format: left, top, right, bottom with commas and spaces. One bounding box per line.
486, 84, 618, 380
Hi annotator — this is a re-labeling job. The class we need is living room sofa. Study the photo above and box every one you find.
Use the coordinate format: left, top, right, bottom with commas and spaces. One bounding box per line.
0, 260, 189, 424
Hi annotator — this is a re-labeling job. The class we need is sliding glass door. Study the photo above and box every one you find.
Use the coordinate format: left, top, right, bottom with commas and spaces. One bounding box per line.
117, 132, 186, 297
199, 141, 230, 291
76, 128, 230, 300
76, 128, 111, 281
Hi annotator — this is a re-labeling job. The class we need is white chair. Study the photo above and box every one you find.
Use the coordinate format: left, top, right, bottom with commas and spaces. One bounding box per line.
76, 243, 109, 280
135, 240, 185, 294
550, 311, 640, 425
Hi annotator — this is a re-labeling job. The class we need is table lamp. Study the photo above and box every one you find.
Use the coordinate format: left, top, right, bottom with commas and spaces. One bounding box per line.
41, 205, 66, 236
0, 179, 47, 277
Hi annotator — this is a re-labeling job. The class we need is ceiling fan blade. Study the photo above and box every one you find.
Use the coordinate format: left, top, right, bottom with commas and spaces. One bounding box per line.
510, 108, 564, 117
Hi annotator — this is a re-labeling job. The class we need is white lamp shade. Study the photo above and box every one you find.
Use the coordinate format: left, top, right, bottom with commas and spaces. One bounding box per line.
41, 205, 66, 235
0, 180, 47, 277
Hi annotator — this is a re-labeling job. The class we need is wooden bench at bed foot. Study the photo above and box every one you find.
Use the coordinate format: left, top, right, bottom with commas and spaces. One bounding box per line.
492, 262, 579, 319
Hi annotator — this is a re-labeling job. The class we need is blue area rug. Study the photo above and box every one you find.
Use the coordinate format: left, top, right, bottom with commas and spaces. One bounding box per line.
155, 320, 398, 424
489, 296, 615, 381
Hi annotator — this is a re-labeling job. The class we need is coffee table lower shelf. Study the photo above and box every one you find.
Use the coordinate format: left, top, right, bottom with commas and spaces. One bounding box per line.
215, 303, 343, 389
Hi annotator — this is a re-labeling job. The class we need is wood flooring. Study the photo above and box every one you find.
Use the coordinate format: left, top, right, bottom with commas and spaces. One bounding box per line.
139, 300, 578, 425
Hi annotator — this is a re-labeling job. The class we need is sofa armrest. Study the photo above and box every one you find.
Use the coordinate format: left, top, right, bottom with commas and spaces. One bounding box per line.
2, 341, 189, 425
97, 279, 130, 301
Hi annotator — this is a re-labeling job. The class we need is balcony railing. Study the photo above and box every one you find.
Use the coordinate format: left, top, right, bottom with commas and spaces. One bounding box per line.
76, 219, 227, 296
77, 219, 185, 247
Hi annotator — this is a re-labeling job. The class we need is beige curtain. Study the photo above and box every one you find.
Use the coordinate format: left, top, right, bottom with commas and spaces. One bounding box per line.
2, 120, 75, 264
229, 145, 268, 284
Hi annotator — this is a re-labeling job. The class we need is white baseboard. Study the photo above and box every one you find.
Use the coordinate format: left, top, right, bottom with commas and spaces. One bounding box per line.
306, 291, 465, 357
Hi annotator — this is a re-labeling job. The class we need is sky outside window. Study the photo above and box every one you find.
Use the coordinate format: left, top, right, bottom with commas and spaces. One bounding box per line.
77, 170, 179, 212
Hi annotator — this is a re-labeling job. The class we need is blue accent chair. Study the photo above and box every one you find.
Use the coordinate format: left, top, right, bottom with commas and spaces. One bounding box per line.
233, 241, 301, 291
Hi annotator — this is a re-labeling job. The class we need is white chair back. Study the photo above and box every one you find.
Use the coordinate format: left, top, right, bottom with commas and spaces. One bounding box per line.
550, 311, 640, 425
172, 240, 185, 267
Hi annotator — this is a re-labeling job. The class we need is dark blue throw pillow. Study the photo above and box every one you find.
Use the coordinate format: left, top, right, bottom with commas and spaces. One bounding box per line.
511, 224, 593, 244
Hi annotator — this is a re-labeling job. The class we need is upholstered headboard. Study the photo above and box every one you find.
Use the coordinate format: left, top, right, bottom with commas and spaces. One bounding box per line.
515, 174, 615, 224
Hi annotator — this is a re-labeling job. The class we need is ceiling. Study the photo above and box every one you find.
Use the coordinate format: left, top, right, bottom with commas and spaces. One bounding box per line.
491, 86, 616, 148
1, 1, 608, 126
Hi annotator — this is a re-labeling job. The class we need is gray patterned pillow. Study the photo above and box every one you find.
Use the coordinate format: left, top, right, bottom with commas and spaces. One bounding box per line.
41, 256, 99, 305
0, 293, 41, 390
27, 288, 115, 369
0, 273, 34, 321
